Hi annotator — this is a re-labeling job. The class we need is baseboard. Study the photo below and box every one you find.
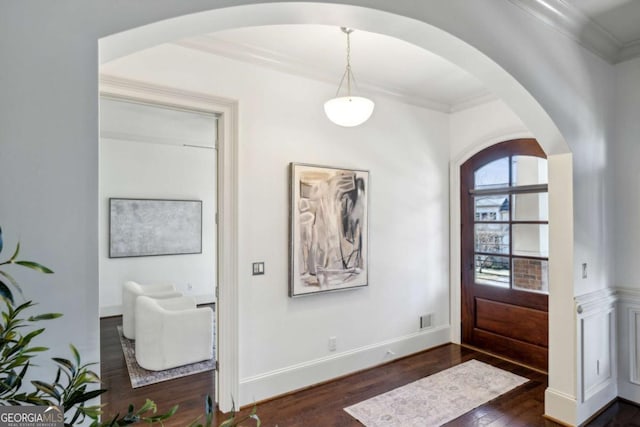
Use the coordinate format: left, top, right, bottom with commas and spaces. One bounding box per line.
579, 397, 618, 427
618, 381, 640, 404
238, 325, 451, 406
194, 294, 216, 305
100, 305, 122, 318
577, 380, 617, 425
545, 387, 578, 426
99, 293, 215, 318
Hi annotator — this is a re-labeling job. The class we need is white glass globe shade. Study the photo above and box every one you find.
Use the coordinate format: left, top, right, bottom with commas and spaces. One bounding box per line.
324, 96, 375, 127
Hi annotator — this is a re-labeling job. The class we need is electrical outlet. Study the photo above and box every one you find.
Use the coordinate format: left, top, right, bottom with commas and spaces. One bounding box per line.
187, 283, 193, 291
420, 314, 433, 329
328, 336, 337, 352
582, 263, 587, 279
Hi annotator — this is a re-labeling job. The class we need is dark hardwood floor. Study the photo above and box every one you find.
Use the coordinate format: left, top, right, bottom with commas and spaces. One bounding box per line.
100, 315, 215, 426
100, 316, 638, 426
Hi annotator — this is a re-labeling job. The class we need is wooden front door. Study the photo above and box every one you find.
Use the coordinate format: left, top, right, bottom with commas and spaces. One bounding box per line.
461, 139, 549, 371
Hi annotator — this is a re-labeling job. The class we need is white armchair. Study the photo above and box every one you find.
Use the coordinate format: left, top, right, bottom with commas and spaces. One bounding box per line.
134, 295, 214, 371
122, 280, 182, 339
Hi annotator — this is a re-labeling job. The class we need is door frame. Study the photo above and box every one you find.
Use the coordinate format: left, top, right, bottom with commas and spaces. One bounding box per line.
459, 138, 548, 370
450, 132, 534, 345
99, 75, 240, 408
450, 133, 575, 403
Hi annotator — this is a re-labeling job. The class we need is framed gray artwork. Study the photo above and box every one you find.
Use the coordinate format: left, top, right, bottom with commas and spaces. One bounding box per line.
289, 163, 369, 297
109, 198, 202, 258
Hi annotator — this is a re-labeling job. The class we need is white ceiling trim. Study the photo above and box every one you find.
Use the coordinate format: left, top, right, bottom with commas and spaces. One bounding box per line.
509, 0, 638, 63
449, 92, 500, 113
619, 39, 640, 63
173, 36, 489, 114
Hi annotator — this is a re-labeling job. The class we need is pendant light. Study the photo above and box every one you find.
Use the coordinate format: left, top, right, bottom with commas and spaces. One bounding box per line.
324, 27, 375, 127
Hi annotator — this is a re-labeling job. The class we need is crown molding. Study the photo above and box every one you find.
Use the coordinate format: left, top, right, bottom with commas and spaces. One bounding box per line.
618, 39, 640, 64
508, 0, 640, 64
174, 36, 463, 113
449, 92, 499, 113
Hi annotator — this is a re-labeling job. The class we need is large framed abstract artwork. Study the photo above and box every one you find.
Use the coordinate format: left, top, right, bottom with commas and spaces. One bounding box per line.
289, 163, 369, 297
109, 198, 202, 258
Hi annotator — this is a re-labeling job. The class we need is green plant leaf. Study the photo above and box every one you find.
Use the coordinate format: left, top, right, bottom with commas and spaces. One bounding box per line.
75, 370, 100, 386
146, 404, 178, 422
63, 388, 105, 409
9, 242, 20, 262
70, 344, 81, 366
250, 413, 261, 427
0, 280, 14, 304
23, 346, 49, 354
53, 367, 61, 385
22, 327, 46, 342
52, 357, 74, 373
13, 300, 35, 316
0, 271, 24, 299
135, 398, 157, 415
80, 405, 102, 419
32, 380, 59, 399
14, 261, 53, 274
205, 395, 213, 414
28, 313, 63, 321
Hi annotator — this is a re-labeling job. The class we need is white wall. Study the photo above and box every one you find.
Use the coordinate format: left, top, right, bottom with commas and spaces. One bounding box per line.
99, 137, 217, 316
612, 57, 640, 289
450, 99, 532, 158
102, 43, 451, 401
612, 57, 640, 404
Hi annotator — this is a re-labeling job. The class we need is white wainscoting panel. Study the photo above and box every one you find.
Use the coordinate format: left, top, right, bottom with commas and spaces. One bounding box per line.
631, 308, 640, 385
581, 311, 613, 400
617, 288, 640, 403
575, 289, 617, 425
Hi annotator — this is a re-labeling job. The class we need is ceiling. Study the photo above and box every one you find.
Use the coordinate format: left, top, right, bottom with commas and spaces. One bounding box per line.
172, 1, 640, 114
176, 25, 492, 113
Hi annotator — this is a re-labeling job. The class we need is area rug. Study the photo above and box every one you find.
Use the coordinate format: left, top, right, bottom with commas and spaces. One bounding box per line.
117, 326, 215, 388
344, 359, 528, 427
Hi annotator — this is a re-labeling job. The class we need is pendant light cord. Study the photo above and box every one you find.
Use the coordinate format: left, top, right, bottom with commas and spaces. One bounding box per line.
346, 30, 352, 97
335, 27, 358, 98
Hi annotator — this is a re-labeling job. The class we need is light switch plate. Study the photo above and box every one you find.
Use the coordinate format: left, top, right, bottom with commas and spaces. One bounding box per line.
252, 262, 265, 276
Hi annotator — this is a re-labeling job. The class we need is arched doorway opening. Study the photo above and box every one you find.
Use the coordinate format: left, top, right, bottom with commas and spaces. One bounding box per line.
99, 3, 574, 417
460, 139, 549, 371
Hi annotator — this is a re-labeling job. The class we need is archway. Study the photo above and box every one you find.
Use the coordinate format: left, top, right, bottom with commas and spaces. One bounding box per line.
99, 2, 574, 420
